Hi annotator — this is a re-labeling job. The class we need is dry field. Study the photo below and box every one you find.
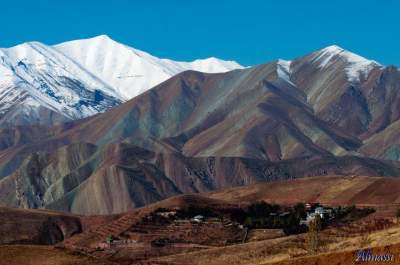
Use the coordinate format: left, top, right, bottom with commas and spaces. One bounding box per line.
151, 222, 400, 265
0, 245, 114, 265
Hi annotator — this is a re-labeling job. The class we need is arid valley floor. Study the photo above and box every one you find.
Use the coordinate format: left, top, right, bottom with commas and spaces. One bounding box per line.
2, 175, 400, 265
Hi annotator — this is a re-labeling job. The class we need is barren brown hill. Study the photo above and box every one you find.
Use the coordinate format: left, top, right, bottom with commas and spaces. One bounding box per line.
0, 207, 82, 245
207, 175, 400, 207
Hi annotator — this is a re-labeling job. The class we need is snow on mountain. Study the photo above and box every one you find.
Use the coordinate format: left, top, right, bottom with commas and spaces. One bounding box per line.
0, 41, 122, 126
55, 35, 243, 99
0, 35, 243, 126
312, 45, 382, 82
276, 59, 294, 85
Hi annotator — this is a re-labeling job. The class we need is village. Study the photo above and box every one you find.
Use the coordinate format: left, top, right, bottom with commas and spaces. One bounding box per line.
96, 201, 375, 254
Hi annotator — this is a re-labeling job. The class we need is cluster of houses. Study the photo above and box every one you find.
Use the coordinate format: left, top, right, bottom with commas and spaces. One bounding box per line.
155, 210, 207, 223
154, 204, 336, 228
300, 203, 334, 226
155, 210, 177, 218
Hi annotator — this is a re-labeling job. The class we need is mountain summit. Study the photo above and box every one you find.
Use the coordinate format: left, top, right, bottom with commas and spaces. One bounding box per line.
0, 35, 243, 127
55, 35, 243, 99
309, 45, 382, 82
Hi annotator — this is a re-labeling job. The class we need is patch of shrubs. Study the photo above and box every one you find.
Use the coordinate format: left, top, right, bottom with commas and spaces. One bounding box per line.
175, 205, 218, 219
334, 205, 375, 223
151, 237, 170, 247
230, 201, 308, 235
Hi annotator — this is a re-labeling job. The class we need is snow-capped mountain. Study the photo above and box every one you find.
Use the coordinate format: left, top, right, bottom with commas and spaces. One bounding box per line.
0, 35, 243, 127
309, 45, 382, 82
0, 41, 123, 127
275, 45, 382, 86
55, 35, 243, 99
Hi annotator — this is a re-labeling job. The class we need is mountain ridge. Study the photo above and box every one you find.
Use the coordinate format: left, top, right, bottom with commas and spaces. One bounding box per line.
0, 35, 243, 127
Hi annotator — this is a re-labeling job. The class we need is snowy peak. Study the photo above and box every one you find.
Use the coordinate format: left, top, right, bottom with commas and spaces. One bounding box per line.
0, 38, 122, 126
311, 45, 382, 82
313, 45, 380, 67
0, 40, 122, 116
55, 35, 243, 99
183, 56, 243, 73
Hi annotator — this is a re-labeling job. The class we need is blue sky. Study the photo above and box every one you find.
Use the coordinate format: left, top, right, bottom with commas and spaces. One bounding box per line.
2, 0, 399, 66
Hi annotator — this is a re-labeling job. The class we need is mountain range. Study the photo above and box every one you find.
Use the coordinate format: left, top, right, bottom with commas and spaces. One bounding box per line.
0, 35, 242, 127
1, 43, 400, 215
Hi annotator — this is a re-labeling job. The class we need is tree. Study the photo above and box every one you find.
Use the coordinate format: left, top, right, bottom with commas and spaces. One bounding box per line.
247, 201, 273, 218
106, 235, 115, 244
396, 208, 400, 223
282, 213, 300, 235
244, 216, 254, 227
306, 215, 321, 255
230, 208, 247, 223
293, 203, 307, 219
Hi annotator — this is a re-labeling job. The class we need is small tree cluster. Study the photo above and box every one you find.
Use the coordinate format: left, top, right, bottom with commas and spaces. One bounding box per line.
233, 201, 307, 235
358, 233, 372, 248
175, 205, 216, 219
306, 215, 321, 255
396, 208, 400, 223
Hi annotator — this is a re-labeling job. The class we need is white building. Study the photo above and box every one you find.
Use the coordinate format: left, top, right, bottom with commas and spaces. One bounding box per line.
191, 215, 205, 223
